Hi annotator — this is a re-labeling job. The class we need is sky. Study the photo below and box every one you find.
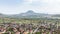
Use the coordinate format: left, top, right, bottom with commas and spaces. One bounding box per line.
0, 0, 60, 14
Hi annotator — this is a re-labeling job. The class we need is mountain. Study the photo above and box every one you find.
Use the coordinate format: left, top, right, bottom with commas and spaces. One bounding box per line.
12, 10, 49, 18
0, 10, 60, 19
52, 14, 60, 17
0, 13, 7, 17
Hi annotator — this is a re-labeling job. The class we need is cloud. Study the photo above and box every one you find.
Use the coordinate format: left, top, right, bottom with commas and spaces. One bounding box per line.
23, 0, 32, 4
14, 0, 60, 14
0, 0, 60, 14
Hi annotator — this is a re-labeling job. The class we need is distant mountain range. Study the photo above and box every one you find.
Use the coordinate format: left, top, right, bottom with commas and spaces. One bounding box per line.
11, 10, 49, 18
0, 10, 60, 19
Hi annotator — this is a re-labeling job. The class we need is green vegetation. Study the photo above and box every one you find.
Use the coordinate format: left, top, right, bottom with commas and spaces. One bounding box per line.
0, 17, 60, 34
0, 17, 60, 24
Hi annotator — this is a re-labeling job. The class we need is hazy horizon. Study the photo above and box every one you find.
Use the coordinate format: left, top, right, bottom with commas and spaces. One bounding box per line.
0, 0, 60, 14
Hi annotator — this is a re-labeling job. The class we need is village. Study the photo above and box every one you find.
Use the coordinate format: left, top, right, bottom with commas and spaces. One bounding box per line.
0, 21, 59, 34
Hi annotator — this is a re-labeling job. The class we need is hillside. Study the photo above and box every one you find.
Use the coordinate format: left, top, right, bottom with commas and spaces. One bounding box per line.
0, 10, 60, 19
